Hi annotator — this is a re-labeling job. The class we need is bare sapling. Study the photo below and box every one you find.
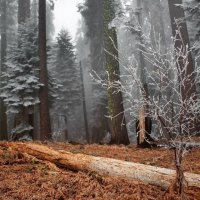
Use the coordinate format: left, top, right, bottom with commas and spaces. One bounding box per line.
139, 21, 199, 197
92, 18, 200, 197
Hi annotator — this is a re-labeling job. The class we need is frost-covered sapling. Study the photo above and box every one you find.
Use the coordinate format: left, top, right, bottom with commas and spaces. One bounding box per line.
93, 2, 200, 195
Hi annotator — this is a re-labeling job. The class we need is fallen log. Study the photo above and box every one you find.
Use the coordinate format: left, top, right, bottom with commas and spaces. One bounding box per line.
3, 142, 200, 190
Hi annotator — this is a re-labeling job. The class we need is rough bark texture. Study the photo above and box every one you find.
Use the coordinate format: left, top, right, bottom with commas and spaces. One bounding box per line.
0, 0, 8, 140
138, 107, 146, 145
4, 142, 200, 190
103, 0, 129, 145
39, 0, 51, 140
168, 0, 197, 134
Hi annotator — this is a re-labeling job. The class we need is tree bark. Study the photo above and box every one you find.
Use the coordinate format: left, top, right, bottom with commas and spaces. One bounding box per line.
168, 0, 197, 135
137, 107, 146, 145
38, 0, 51, 140
0, 0, 8, 140
4, 142, 200, 190
103, 0, 129, 145
80, 0, 109, 143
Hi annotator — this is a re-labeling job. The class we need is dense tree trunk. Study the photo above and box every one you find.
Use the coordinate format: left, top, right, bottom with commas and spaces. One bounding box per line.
103, 0, 129, 145
4, 142, 200, 190
168, 0, 197, 134
38, 0, 51, 140
92, 0, 109, 144
0, 0, 8, 140
81, 0, 109, 143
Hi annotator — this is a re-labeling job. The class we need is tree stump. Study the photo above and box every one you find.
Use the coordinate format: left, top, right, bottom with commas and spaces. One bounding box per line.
136, 107, 152, 147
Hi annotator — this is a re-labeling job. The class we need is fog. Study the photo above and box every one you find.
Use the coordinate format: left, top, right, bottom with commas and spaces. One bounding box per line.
53, 0, 84, 40
0, 0, 199, 146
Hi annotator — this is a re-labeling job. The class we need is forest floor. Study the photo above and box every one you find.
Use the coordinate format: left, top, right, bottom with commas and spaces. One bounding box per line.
0, 141, 200, 199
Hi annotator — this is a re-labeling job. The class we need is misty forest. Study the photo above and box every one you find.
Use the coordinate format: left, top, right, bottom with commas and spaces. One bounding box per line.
0, 0, 200, 199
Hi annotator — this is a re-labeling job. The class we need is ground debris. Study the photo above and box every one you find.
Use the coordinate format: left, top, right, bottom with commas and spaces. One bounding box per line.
0, 141, 199, 200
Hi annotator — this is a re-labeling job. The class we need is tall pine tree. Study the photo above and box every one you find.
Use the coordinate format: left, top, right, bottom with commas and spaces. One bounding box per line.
0, 20, 41, 140
49, 29, 81, 138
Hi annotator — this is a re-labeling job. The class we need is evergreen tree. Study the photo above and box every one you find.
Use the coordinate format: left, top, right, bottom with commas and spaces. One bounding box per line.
0, 0, 8, 140
0, 20, 42, 140
49, 29, 81, 134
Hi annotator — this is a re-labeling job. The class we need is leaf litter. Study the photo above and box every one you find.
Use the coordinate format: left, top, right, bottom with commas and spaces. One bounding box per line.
0, 141, 199, 200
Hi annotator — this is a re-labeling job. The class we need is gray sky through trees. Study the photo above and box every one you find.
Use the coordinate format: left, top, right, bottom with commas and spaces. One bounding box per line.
53, 0, 84, 40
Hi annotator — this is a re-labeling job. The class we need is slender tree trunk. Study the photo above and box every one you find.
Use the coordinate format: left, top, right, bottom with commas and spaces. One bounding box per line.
0, 0, 8, 140
38, 0, 51, 140
84, 0, 109, 143
173, 145, 186, 197
80, 62, 90, 143
103, 0, 129, 145
168, 0, 197, 135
